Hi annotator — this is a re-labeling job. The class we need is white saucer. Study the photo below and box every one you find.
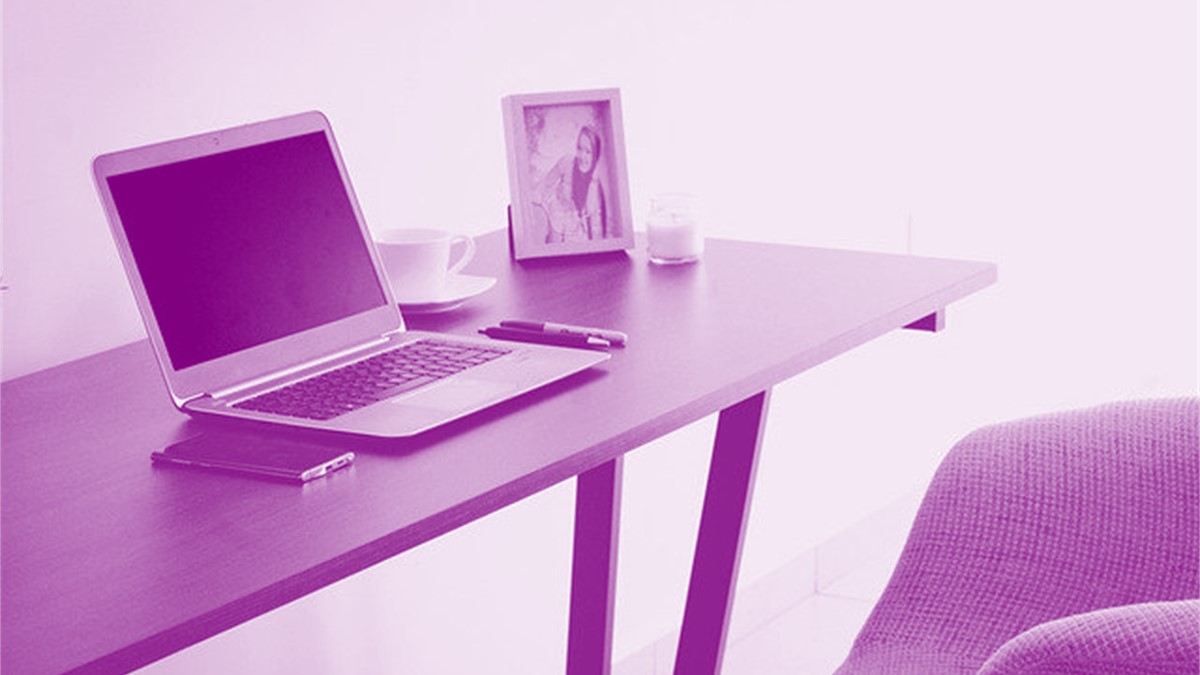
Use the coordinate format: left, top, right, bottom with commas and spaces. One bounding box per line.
396, 274, 497, 314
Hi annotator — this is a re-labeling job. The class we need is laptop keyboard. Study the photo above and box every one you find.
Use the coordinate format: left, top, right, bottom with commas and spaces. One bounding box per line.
231, 339, 512, 421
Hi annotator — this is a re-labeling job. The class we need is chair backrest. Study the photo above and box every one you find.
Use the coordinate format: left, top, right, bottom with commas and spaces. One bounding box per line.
835, 398, 1199, 674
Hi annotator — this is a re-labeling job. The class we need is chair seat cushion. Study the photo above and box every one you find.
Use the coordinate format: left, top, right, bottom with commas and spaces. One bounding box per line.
977, 600, 1200, 675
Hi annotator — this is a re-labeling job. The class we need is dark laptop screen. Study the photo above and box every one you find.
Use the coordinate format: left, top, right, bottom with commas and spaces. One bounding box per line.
107, 131, 387, 371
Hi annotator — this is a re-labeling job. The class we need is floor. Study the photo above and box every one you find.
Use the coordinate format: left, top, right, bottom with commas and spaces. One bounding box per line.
720, 548, 903, 674
615, 492, 918, 675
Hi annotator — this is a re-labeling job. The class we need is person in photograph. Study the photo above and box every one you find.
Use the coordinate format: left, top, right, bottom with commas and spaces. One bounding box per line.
533, 125, 608, 243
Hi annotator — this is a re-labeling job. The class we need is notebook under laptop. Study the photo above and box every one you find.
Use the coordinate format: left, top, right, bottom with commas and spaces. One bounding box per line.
93, 111, 608, 437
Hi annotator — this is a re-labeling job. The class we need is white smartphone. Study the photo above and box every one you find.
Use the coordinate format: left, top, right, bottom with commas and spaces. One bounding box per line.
152, 434, 354, 483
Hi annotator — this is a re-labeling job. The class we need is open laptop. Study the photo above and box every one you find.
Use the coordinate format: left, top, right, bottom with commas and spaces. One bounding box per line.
93, 111, 608, 437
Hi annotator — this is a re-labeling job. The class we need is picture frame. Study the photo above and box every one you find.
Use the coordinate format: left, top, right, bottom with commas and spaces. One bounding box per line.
502, 88, 634, 260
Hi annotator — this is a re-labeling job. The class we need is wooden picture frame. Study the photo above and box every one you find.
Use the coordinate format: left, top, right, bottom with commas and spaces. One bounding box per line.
502, 88, 634, 260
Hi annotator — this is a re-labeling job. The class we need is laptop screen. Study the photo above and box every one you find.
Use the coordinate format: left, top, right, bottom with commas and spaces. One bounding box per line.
106, 131, 388, 371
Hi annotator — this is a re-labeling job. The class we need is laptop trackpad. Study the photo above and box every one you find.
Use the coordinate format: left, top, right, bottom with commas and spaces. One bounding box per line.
395, 378, 517, 412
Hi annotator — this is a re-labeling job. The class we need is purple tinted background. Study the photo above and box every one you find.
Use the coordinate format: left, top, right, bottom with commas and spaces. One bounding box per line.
107, 131, 386, 371
2, 1, 1195, 673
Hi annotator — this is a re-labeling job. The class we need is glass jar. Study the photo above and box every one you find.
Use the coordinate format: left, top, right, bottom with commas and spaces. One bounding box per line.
646, 193, 703, 265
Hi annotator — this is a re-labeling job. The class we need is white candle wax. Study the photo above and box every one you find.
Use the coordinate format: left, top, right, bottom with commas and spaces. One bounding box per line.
647, 196, 703, 264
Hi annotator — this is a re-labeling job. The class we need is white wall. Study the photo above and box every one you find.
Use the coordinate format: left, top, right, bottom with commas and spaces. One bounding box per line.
3, 1, 1196, 673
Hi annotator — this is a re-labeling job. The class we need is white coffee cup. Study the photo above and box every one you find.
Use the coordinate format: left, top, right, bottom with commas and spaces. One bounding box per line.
375, 228, 475, 301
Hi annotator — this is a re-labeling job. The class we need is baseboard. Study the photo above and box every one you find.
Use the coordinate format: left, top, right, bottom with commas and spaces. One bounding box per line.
614, 489, 921, 675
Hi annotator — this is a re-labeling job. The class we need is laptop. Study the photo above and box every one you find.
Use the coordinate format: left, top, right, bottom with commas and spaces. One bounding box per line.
93, 111, 609, 437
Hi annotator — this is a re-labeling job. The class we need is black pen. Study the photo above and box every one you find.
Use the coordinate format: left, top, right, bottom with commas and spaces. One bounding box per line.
499, 319, 628, 346
479, 326, 611, 349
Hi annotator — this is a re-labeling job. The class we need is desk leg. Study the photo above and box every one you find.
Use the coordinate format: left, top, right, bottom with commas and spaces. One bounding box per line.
674, 390, 771, 675
567, 457, 623, 675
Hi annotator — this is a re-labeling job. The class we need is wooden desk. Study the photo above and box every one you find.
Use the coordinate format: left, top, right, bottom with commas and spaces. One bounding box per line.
1, 231, 995, 674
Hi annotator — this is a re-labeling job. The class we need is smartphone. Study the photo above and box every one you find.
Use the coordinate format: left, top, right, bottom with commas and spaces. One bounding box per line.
151, 434, 355, 483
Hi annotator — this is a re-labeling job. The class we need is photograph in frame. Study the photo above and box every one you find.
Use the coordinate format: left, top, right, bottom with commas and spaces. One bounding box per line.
502, 88, 634, 260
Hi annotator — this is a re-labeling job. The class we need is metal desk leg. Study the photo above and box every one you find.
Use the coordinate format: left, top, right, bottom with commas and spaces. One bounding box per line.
674, 390, 772, 675
566, 457, 624, 675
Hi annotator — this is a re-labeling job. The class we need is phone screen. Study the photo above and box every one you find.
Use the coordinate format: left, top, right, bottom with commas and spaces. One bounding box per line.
152, 434, 355, 483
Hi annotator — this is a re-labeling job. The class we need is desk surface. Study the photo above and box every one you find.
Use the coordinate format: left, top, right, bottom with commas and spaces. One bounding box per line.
1, 231, 995, 674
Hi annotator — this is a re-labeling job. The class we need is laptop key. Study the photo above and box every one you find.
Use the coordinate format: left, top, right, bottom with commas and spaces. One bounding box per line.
371, 375, 438, 402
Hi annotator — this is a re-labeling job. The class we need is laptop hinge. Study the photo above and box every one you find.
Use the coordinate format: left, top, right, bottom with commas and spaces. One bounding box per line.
209, 336, 392, 401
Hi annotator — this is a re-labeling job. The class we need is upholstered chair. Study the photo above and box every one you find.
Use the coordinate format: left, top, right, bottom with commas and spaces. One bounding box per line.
835, 398, 1199, 674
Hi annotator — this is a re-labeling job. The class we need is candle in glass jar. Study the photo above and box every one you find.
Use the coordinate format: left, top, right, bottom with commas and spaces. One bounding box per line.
647, 193, 703, 264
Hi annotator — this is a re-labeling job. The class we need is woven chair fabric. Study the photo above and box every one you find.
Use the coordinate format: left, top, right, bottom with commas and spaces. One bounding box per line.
834, 398, 1199, 675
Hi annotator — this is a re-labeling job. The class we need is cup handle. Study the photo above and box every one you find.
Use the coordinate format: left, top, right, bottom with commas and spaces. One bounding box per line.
447, 235, 476, 276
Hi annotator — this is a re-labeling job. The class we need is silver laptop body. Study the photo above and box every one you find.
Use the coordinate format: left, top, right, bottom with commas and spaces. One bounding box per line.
93, 111, 608, 437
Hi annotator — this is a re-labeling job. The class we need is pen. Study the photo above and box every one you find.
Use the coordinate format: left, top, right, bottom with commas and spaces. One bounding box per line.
499, 320, 628, 346
479, 326, 612, 350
